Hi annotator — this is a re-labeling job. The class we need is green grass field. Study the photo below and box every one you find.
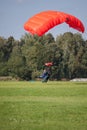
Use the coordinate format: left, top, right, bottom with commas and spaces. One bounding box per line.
0, 81, 87, 130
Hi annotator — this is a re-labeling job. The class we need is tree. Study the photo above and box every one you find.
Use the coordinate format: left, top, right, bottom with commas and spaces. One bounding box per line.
55, 32, 87, 79
0, 32, 87, 80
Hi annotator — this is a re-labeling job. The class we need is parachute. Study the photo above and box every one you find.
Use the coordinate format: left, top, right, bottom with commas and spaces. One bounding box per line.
24, 10, 85, 36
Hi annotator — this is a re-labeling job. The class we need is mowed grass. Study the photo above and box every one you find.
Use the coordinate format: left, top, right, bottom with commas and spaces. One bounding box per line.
0, 81, 87, 130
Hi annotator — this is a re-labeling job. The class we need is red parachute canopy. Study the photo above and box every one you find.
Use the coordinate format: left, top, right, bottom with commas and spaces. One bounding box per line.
24, 10, 85, 36
45, 62, 53, 67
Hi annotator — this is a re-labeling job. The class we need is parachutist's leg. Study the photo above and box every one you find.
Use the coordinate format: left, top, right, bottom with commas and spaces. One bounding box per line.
42, 75, 50, 83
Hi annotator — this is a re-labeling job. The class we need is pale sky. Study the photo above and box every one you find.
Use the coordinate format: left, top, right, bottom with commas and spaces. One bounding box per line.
0, 0, 87, 40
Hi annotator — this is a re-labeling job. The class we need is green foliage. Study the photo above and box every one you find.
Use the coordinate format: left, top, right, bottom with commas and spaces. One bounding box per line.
55, 32, 87, 79
0, 32, 87, 80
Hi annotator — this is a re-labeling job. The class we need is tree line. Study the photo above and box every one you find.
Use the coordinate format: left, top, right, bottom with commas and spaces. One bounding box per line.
0, 32, 87, 80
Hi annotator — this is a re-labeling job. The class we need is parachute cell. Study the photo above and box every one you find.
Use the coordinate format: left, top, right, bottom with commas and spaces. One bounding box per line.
24, 10, 85, 36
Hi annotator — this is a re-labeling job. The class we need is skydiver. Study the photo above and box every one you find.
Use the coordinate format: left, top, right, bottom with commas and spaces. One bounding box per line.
42, 67, 51, 82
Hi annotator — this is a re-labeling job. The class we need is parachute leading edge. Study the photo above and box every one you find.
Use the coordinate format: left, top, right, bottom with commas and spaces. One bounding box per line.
24, 10, 85, 36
